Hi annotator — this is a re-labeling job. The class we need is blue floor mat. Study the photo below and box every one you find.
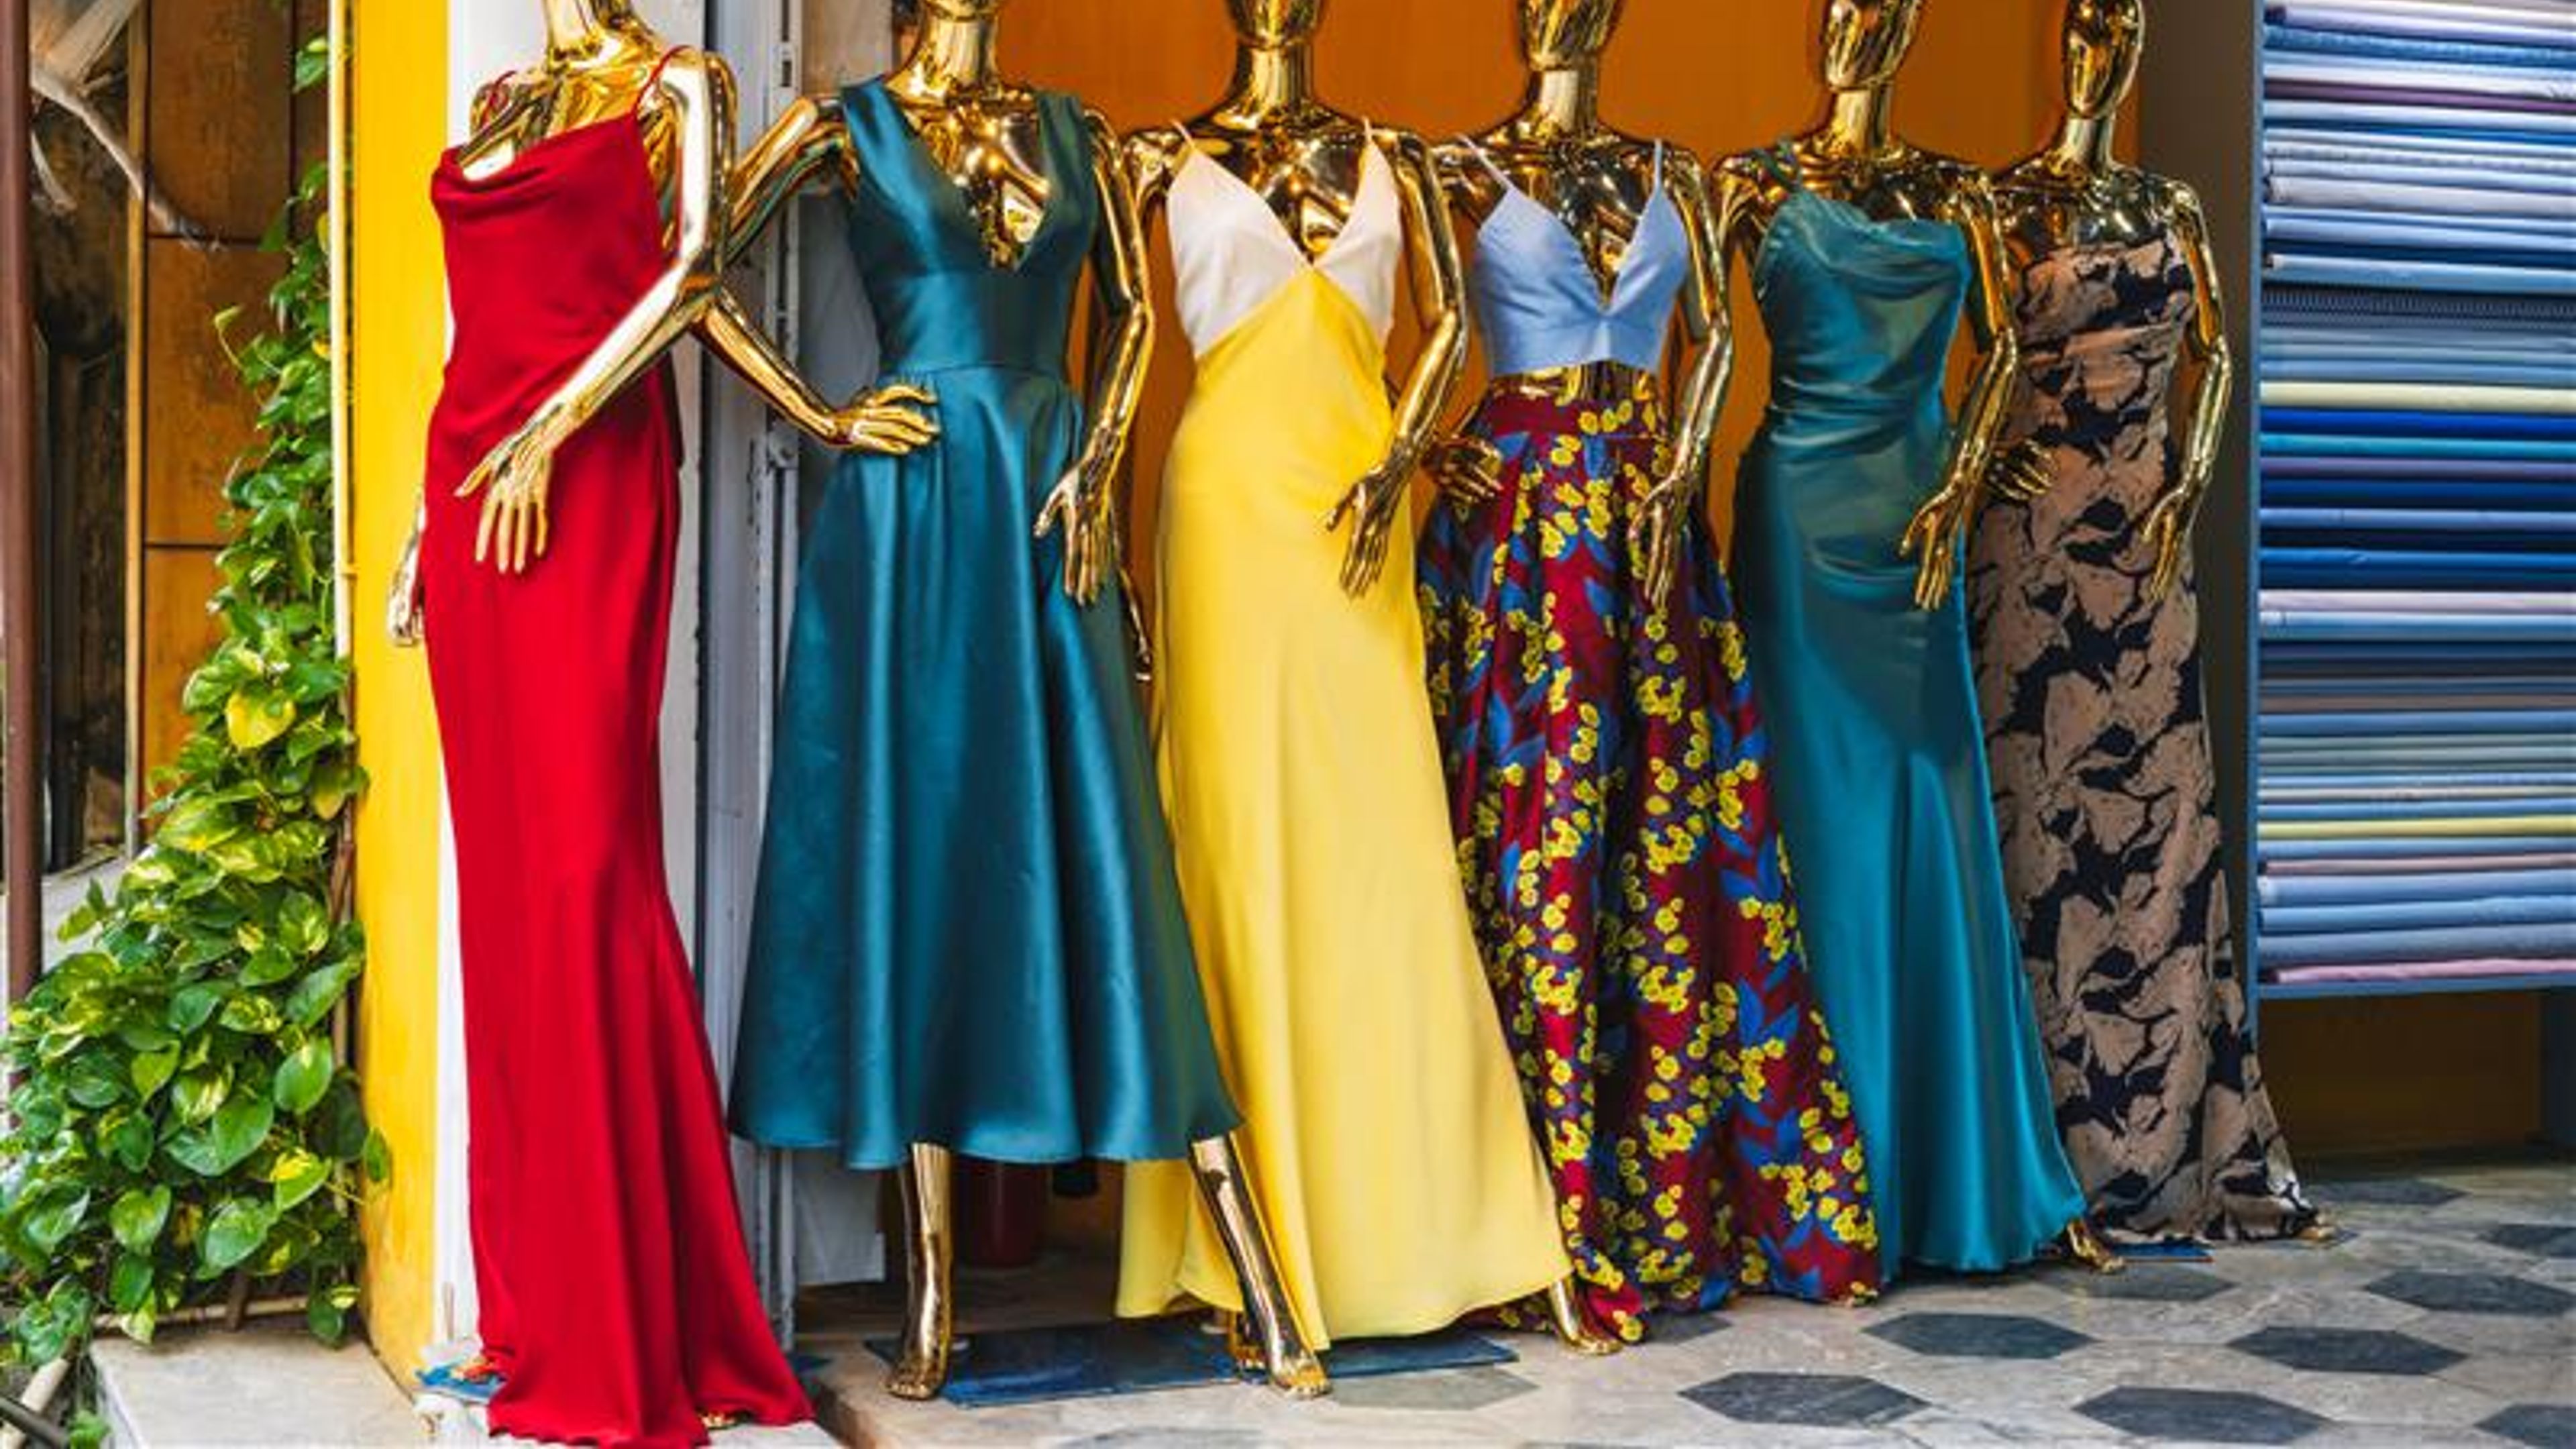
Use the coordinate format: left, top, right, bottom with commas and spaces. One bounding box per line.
861, 1320, 1515, 1407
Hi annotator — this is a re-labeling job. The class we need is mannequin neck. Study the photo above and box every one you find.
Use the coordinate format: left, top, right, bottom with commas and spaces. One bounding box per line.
1512, 59, 1601, 142
539, 0, 633, 62
1218, 36, 1316, 125
1817, 81, 1898, 159
899, 11, 1003, 95
2045, 107, 2120, 176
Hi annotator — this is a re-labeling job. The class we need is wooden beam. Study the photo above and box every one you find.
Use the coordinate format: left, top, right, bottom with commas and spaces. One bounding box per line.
3, 0, 42, 1001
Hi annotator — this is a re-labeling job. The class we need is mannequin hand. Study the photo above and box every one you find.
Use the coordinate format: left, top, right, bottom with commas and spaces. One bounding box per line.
1034, 463, 1114, 607
2139, 486, 2200, 603
457, 413, 568, 575
1898, 482, 1971, 611
384, 508, 427, 648
833, 382, 941, 455
1629, 476, 1697, 614
1426, 435, 1503, 504
1325, 458, 1409, 598
1986, 439, 2052, 504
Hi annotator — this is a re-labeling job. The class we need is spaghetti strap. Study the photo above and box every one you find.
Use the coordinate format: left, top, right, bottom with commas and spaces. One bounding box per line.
1462, 136, 1513, 191
1751, 142, 1804, 190
639, 47, 683, 107
1650, 140, 1667, 195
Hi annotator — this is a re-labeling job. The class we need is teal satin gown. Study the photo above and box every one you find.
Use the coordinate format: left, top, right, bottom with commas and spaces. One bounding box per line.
729, 83, 1238, 1171
1731, 154, 2085, 1275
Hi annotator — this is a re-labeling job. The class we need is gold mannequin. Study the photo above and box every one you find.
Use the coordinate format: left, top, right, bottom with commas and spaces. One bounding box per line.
1990, 0, 2236, 601
1125, 0, 1471, 598
1429, 0, 1732, 611
1712, 0, 2021, 612
725, 0, 1328, 1401
382, 0, 935, 643
727, 0, 1151, 606
1129, 0, 1613, 1358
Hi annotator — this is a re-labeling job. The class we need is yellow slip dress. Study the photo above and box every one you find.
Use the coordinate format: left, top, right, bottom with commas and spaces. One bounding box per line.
1116, 136, 1570, 1348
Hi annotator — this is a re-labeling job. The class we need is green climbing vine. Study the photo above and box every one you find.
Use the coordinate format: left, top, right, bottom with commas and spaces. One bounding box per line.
0, 35, 384, 1368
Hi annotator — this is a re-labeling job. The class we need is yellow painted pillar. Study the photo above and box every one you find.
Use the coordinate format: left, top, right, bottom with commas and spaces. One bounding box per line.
347, 0, 447, 1379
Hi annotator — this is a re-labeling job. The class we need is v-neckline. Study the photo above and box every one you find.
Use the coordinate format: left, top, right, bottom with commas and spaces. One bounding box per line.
871, 80, 1062, 274
1178, 139, 1392, 276
1485, 176, 1680, 312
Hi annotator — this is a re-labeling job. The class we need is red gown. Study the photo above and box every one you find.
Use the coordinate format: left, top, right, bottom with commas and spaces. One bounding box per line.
421, 97, 810, 1448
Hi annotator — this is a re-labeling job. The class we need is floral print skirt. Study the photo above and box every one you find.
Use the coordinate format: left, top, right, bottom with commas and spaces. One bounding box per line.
1417, 372, 1882, 1339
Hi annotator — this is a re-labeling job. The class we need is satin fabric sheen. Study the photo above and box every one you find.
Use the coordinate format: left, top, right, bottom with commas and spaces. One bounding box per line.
1730, 169, 2086, 1276
1118, 142, 1570, 1347
422, 111, 808, 1448
1466, 151, 1690, 376
729, 83, 1238, 1170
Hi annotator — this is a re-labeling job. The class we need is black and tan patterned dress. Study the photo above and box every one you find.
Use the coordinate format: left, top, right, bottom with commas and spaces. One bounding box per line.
1967, 232, 2316, 1242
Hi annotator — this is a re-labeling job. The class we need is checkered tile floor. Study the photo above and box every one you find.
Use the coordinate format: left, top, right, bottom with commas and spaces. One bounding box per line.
796, 1155, 2575, 1446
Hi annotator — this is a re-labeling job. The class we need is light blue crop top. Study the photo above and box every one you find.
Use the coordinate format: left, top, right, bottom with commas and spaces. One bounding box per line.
1467, 143, 1691, 378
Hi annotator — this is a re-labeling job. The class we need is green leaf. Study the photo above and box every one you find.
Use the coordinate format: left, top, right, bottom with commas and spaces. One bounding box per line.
241, 945, 299, 987
270, 1148, 331, 1211
274, 1038, 333, 1116
133, 1046, 182, 1101
201, 1198, 276, 1271
168, 982, 230, 1034
154, 798, 241, 854
224, 686, 296, 751
362, 1128, 393, 1186
21, 1187, 91, 1253
171, 1065, 229, 1122
209, 1095, 276, 1173
218, 992, 283, 1035
279, 892, 331, 956
110, 1187, 172, 1252
109, 1254, 156, 1315
305, 1292, 347, 1346
164, 1130, 229, 1178
64, 1050, 129, 1108
284, 961, 356, 1028
104, 1114, 154, 1172
313, 1081, 368, 1162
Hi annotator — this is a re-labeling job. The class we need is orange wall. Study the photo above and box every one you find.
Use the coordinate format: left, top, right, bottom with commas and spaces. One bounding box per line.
1001, 0, 2084, 557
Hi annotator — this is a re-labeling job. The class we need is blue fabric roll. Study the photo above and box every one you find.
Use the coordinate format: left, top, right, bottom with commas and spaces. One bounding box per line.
2262, 435, 2576, 461
2259, 608, 2576, 641
2267, 23, 2576, 72
2264, 455, 2576, 480
2259, 921, 2576, 967
2261, 869, 2576, 907
2261, 897, 2576, 935
2262, 508, 2576, 534
2263, 709, 2576, 737
2261, 410, 2576, 441
2266, 255, 2576, 295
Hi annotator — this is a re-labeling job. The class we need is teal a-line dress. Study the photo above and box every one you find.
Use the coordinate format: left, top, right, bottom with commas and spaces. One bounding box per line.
1730, 149, 2086, 1276
729, 82, 1238, 1171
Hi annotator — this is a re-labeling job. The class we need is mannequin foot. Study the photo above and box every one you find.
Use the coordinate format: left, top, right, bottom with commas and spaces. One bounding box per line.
2298, 1212, 2343, 1246
1227, 1305, 1329, 1399
1544, 1277, 1622, 1356
886, 1334, 951, 1401
2061, 1218, 2126, 1275
1220, 1311, 1265, 1374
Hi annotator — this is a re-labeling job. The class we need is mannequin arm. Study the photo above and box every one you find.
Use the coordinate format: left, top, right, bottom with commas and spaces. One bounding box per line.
1330, 129, 1471, 597
2145, 182, 2235, 600
1035, 108, 1159, 606
1633, 152, 1735, 610
1900, 170, 2021, 610
455, 50, 733, 573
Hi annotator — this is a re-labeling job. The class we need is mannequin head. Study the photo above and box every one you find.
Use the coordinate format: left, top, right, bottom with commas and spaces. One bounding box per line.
1517, 0, 1624, 70
539, 0, 641, 49
1228, 0, 1328, 47
2061, 0, 2144, 119
1819, 0, 1924, 91
912, 0, 1010, 20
